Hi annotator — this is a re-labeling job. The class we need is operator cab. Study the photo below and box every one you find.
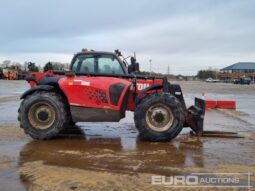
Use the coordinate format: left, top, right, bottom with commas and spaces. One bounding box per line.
70, 49, 139, 75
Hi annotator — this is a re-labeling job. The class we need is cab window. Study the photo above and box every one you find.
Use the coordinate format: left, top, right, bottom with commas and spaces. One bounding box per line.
98, 56, 124, 74
72, 55, 95, 73
80, 57, 94, 73
71, 58, 79, 71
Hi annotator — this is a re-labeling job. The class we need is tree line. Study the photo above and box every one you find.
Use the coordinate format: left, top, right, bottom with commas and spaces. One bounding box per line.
196, 69, 219, 79
0, 60, 69, 72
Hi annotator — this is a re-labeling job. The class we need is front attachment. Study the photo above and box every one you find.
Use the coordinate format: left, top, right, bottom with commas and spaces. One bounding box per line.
185, 98, 242, 138
185, 97, 205, 136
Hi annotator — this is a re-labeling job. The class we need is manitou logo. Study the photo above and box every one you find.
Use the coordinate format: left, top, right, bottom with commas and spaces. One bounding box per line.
131, 83, 150, 91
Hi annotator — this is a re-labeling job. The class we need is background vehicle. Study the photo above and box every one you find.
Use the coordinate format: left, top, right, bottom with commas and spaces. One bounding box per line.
233, 77, 251, 85
205, 78, 220, 83
18, 49, 205, 142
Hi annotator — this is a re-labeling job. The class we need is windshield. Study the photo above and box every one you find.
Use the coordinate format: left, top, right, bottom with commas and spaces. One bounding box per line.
71, 54, 124, 75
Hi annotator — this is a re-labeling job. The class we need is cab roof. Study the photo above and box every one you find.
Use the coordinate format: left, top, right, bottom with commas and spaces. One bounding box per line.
76, 50, 117, 56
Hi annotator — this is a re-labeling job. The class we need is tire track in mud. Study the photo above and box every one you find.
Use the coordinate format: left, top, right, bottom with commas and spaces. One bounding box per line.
19, 161, 161, 191
19, 160, 255, 191
217, 109, 253, 126
0, 155, 12, 169
0, 95, 19, 104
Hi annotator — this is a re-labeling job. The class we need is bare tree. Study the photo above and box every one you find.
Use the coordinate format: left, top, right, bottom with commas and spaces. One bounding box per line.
1, 60, 11, 68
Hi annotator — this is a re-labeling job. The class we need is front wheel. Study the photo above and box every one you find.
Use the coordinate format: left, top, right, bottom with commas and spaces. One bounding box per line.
19, 91, 67, 140
134, 93, 184, 141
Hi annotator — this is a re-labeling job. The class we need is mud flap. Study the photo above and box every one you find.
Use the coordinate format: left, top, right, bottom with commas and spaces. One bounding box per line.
185, 97, 205, 136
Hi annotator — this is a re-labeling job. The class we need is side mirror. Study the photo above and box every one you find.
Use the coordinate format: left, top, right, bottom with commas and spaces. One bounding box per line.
128, 62, 139, 74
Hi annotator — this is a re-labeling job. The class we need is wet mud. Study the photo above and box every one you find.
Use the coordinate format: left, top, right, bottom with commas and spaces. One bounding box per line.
0, 80, 254, 190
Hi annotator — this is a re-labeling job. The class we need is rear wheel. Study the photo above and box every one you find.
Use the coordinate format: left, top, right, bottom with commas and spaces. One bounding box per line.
134, 93, 184, 141
18, 91, 67, 140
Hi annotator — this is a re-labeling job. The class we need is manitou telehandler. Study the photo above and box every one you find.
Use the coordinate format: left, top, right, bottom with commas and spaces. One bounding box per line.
18, 49, 205, 141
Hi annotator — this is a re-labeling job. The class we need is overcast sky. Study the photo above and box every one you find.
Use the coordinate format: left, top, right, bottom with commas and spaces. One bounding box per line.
0, 0, 255, 75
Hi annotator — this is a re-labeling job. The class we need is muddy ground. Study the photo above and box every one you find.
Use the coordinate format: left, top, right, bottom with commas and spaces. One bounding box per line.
0, 80, 254, 191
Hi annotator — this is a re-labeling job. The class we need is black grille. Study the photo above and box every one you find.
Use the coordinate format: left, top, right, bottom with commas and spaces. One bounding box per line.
109, 83, 126, 105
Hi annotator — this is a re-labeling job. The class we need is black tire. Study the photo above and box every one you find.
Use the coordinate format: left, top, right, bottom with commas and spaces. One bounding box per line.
66, 119, 76, 126
62, 119, 77, 131
18, 91, 67, 140
134, 93, 184, 142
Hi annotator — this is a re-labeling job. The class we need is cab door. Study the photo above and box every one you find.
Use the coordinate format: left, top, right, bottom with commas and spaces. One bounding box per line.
59, 53, 131, 122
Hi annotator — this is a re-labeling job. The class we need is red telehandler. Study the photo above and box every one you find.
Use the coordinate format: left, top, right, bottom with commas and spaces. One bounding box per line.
18, 50, 205, 141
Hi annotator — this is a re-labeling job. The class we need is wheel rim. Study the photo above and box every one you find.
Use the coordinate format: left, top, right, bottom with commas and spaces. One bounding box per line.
145, 103, 174, 132
28, 102, 56, 129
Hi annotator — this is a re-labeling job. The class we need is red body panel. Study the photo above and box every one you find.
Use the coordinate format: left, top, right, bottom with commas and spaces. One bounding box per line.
59, 76, 131, 111
28, 71, 164, 112
59, 76, 163, 111
126, 78, 163, 111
